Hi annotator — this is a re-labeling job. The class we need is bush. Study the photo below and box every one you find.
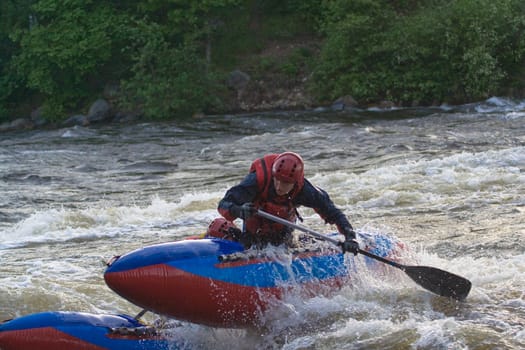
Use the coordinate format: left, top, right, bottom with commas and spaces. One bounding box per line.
9, 0, 135, 121
119, 25, 223, 119
313, 0, 525, 105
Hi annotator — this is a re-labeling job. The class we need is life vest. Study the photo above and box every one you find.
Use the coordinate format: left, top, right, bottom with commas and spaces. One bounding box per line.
245, 154, 304, 240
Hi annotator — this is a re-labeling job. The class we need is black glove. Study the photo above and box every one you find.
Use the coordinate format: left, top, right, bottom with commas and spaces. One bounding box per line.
340, 238, 359, 255
232, 202, 256, 220
340, 226, 359, 255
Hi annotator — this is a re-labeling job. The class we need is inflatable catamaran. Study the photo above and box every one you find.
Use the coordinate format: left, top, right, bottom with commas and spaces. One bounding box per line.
103, 231, 402, 328
0, 311, 171, 350
0, 211, 471, 349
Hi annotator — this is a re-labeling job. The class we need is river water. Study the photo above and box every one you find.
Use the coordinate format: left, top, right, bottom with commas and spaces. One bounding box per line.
0, 97, 524, 349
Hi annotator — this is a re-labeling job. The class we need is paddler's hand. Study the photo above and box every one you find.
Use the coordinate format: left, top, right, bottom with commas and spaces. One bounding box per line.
341, 238, 359, 255
340, 226, 359, 255
232, 202, 256, 220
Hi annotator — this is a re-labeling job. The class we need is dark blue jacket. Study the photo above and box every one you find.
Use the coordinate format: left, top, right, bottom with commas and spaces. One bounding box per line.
218, 172, 352, 234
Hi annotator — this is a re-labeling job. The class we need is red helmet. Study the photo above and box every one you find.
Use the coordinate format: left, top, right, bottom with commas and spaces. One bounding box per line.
207, 218, 237, 238
272, 152, 304, 184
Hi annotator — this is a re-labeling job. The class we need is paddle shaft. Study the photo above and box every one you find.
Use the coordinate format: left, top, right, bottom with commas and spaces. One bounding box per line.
258, 210, 401, 265
258, 210, 409, 268
256, 209, 472, 300
257, 209, 341, 245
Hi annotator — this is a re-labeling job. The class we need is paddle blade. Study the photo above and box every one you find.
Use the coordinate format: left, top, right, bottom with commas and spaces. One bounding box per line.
404, 266, 472, 301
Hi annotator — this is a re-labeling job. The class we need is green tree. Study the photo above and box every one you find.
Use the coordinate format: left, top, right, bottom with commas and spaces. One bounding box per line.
136, 0, 242, 65
9, 0, 134, 119
438, 0, 525, 99
118, 22, 223, 119
312, 0, 396, 102
313, 0, 525, 105
0, 0, 36, 120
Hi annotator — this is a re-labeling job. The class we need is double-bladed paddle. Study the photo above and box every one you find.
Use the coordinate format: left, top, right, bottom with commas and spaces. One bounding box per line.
256, 209, 472, 301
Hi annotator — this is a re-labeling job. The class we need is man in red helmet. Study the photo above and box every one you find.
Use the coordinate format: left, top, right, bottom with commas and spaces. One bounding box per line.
218, 152, 359, 253
205, 217, 240, 239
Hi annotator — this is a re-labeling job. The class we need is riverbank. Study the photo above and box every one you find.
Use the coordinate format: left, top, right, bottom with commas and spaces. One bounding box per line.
0, 38, 415, 133
0, 35, 521, 134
